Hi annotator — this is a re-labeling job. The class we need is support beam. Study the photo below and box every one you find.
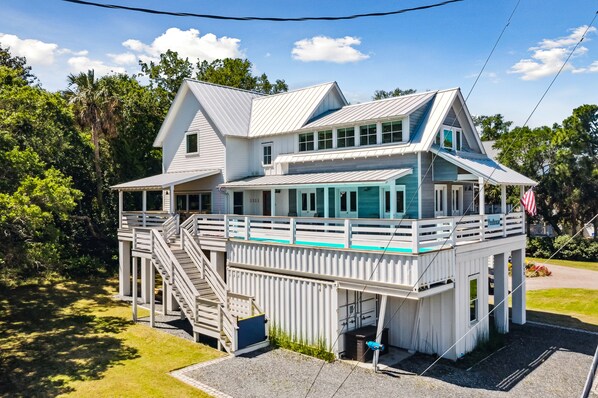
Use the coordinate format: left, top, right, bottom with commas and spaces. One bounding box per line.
493, 253, 509, 334
390, 180, 397, 220
478, 177, 485, 216
150, 263, 155, 328
142, 190, 147, 227
271, 188, 276, 217
162, 278, 169, 316
118, 240, 131, 297
373, 295, 388, 372
140, 258, 152, 304
169, 185, 175, 214
118, 190, 123, 229
324, 187, 329, 218
500, 185, 507, 214
132, 257, 138, 322
511, 248, 526, 325
417, 152, 422, 219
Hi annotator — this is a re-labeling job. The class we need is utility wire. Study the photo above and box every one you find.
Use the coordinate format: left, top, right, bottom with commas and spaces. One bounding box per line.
62, 0, 463, 22
328, 10, 598, 397
304, 1, 523, 396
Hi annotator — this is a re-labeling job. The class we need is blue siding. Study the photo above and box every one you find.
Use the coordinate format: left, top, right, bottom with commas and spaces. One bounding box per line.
358, 187, 380, 218
433, 157, 458, 181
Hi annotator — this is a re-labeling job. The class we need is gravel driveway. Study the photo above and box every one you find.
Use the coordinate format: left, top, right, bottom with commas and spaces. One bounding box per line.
182, 323, 598, 398
524, 263, 598, 291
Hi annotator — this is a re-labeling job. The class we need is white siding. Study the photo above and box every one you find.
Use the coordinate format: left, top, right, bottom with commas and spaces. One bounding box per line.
250, 134, 296, 176
227, 267, 339, 352
164, 103, 225, 173
225, 136, 251, 182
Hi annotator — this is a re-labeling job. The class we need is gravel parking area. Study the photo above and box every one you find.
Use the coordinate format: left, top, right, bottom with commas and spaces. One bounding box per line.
183, 323, 598, 398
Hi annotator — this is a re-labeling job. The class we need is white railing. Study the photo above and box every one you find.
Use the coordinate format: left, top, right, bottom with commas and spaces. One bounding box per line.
121, 211, 171, 229
185, 212, 525, 254
162, 214, 179, 241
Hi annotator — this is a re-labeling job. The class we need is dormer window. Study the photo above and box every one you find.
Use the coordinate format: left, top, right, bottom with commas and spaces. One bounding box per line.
186, 132, 198, 154
382, 120, 403, 144
360, 124, 377, 146
443, 128, 453, 149
436, 126, 463, 151
337, 127, 355, 148
318, 130, 333, 150
299, 132, 315, 152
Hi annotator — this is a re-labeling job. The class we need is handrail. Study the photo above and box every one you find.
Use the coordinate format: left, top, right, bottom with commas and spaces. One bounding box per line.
162, 214, 180, 241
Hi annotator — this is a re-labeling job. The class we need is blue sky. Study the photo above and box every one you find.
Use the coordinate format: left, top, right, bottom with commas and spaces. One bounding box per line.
1, 0, 597, 127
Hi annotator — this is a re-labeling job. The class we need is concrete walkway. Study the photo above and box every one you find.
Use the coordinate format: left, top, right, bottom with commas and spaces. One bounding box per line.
524, 263, 598, 291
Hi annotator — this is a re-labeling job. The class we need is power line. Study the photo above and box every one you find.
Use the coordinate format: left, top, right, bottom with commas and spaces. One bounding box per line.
62, 0, 464, 22
304, 2, 523, 396
327, 8, 598, 398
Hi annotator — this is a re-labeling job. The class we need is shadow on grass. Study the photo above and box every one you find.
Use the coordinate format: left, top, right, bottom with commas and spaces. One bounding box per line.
397, 312, 598, 393
0, 278, 139, 397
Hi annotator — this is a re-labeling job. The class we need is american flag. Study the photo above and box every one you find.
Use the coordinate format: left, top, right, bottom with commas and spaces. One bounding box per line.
521, 189, 536, 216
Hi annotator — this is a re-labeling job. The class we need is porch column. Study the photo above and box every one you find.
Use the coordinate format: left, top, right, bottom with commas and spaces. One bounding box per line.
150, 262, 156, 327
478, 177, 485, 215
271, 188, 276, 216
132, 256, 138, 322
142, 190, 147, 227
324, 187, 330, 218
140, 258, 151, 304
390, 180, 397, 219
162, 278, 169, 316
511, 248, 526, 325
373, 295, 388, 372
501, 184, 507, 237
169, 185, 175, 214
118, 190, 123, 229
118, 240, 131, 297
494, 253, 509, 334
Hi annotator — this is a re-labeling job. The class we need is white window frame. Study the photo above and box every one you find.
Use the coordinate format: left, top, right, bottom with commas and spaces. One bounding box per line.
175, 191, 212, 213
262, 143, 272, 166
468, 274, 480, 325
317, 130, 333, 150
336, 127, 356, 148
381, 120, 404, 144
437, 125, 463, 150
336, 187, 359, 218
185, 131, 199, 155
381, 185, 406, 218
298, 132, 315, 152
359, 124, 377, 146
297, 188, 317, 217
451, 185, 464, 216
434, 184, 447, 217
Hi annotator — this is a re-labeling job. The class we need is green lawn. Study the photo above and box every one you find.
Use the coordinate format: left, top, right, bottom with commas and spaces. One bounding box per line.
525, 288, 598, 332
527, 257, 598, 272
0, 277, 222, 397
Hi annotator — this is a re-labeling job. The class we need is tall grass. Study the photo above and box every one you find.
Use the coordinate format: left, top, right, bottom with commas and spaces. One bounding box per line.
268, 324, 335, 362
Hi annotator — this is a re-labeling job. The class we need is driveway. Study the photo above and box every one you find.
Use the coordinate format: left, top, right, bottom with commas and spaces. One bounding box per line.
524, 263, 598, 291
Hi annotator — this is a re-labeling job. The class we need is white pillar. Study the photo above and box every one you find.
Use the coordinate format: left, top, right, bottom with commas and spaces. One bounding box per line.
417, 153, 422, 219
478, 177, 485, 216
118, 240, 131, 297
390, 180, 397, 219
271, 188, 276, 217
511, 248, 526, 325
118, 190, 124, 229
132, 257, 138, 322
142, 190, 147, 227
211, 250, 226, 281
324, 187, 330, 218
162, 278, 169, 316
141, 258, 151, 304
500, 185, 507, 214
494, 253, 509, 333
150, 263, 156, 328
169, 185, 175, 214
373, 295, 388, 372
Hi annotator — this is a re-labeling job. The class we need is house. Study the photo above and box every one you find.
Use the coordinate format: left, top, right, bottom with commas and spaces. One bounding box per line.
112, 79, 536, 360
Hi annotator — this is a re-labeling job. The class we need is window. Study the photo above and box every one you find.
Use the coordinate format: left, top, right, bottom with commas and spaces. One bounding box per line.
299, 132, 315, 152
435, 132, 441, 146
188, 194, 200, 211
175, 195, 187, 211
233, 192, 244, 215
443, 129, 453, 149
382, 120, 403, 143
318, 130, 333, 150
360, 124, 377, 146
469, 276, 479, 323
456, 130, 462, 150
200, 193, 211, 213
186, 132, 198, 154
263, 144, 272, 165
437, 126, 463, 150
175, 192, 211, 213
337, 127, 355, 148
383, 186, 406, 216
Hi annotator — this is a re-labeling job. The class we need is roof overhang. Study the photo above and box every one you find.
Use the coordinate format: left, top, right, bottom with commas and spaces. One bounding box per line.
220, 168, 412, 190
111, 169, 220, 191
432, 148, 537, 186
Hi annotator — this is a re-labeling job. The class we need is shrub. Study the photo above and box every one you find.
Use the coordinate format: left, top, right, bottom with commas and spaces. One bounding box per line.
269, 324, 335, 362
527, 236, 598, 261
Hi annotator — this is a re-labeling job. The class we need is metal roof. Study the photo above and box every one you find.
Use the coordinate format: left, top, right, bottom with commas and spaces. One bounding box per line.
111, 169, 220, 191
249, 82, 344, 138
220, 168, 412, 189
433, 148, 537, 186
274, 143, 418, 164
303, 90, 436, 130
186, 80, 262, 137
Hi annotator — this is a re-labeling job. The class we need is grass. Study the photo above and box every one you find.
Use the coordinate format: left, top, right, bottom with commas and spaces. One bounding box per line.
268, 325, 335, 362
0, 276, 222, 397
526, 257, 598, 272
525, 288, 598, 332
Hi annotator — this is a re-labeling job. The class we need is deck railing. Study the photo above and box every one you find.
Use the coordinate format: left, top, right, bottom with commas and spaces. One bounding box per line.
121, 211, 171, 229
183, 212, 524, 254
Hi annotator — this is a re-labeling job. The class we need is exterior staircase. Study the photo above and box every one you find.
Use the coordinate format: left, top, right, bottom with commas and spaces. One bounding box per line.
137, 215, 268, 355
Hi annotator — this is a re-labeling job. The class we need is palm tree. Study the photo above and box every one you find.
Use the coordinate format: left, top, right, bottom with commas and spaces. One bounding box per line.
66, 70, 119, 210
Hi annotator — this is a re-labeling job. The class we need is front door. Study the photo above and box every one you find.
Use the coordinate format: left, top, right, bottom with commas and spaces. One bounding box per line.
262, 191, 271, 216
338, 188, 358, 218
434, 184, 447, 217
298, 189, 317, 217
451, 185, 463, 216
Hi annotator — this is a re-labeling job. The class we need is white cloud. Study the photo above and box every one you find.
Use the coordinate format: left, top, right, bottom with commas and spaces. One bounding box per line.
67, 56, 126, 75
509, 25, 597, 80
108, 52, 137, 65
0, 33, 59, 66
291, 36, 369, 63
122, 28, 243, 63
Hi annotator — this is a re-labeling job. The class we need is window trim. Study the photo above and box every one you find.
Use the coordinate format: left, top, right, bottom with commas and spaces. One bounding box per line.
262, 143, 273, 166
185, 131, 199, 155
175, 191, 212, 214
437, 125, 463, 150
317, 130, 333, 150
297, 188, 317, 216
359, 124, 377, 146
336, 127, 356, 148
381, 120, 403, 144
468, 274, 480, 325
298, 132, 315, 152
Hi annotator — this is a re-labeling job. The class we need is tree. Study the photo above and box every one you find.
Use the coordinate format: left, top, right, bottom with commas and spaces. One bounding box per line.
372, 88, 417, 100
139, 50, 194, 105
473, 114, 512, 141
66, 70, 120, 210
0, 45, 36, 84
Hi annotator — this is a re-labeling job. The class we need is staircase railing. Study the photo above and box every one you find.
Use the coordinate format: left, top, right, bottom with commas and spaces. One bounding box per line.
150, 229, 198, 320
162, 214, 180, 241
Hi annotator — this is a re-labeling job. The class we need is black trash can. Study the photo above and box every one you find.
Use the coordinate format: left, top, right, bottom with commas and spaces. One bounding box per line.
344, 325, 389, 362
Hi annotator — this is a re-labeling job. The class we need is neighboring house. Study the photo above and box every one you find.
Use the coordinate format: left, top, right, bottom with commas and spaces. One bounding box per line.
113, 80, 536, 360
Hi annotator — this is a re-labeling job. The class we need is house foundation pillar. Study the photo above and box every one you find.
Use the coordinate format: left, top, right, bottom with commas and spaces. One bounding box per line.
511, 248, 526, 325
494, 253, 509, 333
118, 240, 131, 297
132, 257, 138, 322
141, 258, 152, 303
150, 263, 156, 328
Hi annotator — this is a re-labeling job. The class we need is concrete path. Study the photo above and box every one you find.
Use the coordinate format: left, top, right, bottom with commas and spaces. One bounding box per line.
524, 263, 598, 291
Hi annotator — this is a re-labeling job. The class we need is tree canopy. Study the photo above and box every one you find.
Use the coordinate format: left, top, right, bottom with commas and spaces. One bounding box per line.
372, 88, 417, 100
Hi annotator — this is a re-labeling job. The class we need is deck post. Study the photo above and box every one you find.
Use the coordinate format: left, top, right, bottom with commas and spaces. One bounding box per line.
501, 185, 507, 237
271, 188, 276, 216
289, 218, 296, 244
118, 190, 123, 229
141, 258, 151, 303
118, 240, 131, 297
132, 256, 138, 322
223, 214, 229, 238
373, 294, 388, 372
411, 220, 419, 254
389, 180, 397, 219
169, 185, 175, 214
162, 278, 169, 316
344, 219, 351, 248
478, 177, 485, 215
150, 263, 156, 328
493, 252, 509, 334
142, 190, 147, 227
244, 216, 250, 240
324, 187, 329, 218
511, 248, 526, 325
